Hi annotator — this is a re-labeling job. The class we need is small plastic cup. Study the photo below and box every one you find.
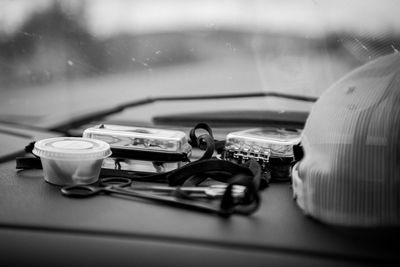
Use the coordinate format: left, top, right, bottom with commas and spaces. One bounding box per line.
33, 137, 111, 186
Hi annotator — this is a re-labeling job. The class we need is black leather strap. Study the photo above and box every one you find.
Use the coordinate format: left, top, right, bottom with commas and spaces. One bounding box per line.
166, 158, 263, 215
189, 123, 216, 160
16, 156, 42, 170
110, 148, 190, 162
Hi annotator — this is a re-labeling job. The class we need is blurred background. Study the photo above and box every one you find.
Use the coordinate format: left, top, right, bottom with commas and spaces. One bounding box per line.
0, 0, 400, 128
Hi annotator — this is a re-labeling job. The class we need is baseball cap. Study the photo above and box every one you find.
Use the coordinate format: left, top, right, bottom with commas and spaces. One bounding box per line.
292, 53, 400, 226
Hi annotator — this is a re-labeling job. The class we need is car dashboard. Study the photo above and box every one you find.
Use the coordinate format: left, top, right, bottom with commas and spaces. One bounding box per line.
0, 122, 398, 266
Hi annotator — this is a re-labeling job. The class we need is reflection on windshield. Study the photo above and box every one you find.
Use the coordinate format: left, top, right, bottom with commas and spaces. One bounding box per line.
0, 0, 399, 127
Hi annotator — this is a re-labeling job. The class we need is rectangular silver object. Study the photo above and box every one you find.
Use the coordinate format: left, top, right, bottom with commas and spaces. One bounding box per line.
83, 124, 191, 154
222, 128, 301, 181
223, 127, 301, 160
83, 124, 192, 173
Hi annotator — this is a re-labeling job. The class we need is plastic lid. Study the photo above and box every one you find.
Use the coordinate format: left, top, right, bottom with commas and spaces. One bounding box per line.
33, 137, 111, 160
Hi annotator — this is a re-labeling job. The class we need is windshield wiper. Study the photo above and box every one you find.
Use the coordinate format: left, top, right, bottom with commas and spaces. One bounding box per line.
50, 91, 317, 133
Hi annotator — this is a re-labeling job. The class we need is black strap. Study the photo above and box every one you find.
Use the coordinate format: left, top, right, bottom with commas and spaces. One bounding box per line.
110, 148, 190, 162
98, 157, 268, 187
16, 141, 41, 169
189, 123, 215, 160
188, 122, 226, 156
220, 159, 261, 215
16, 156, 42, 170
164, 158, 263, 215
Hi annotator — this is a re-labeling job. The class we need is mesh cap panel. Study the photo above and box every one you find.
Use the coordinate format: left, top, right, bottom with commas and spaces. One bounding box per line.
293, 53, 400, 226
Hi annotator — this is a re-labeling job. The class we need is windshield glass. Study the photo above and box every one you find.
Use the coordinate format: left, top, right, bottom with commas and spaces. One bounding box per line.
1, 0, 399, 129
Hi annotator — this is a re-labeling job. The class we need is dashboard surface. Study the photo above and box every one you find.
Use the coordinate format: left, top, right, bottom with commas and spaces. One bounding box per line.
0, 125, 399, 266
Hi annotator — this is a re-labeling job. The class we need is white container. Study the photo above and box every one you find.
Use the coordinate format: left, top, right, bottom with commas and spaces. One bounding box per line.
33, 137, 111, 185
